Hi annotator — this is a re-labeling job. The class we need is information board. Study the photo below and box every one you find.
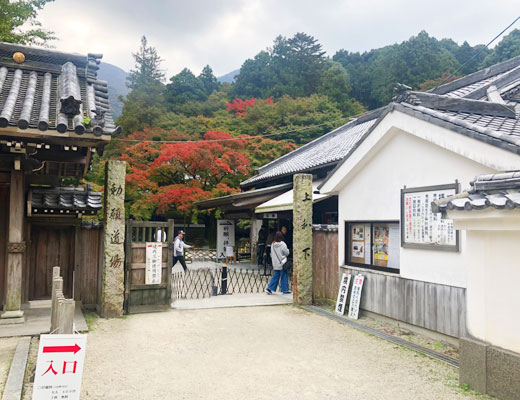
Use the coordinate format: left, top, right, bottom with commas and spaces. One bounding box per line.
216, 220, 235, 260
348, 274, 365, 320
145, 242, 162, 284
335, 272, 352, 315
401, 183, 459, 251
32, 334, 87, 400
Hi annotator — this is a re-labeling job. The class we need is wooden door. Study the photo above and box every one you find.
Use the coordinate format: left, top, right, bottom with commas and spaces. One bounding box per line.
29, 225, 75, 300
0, 186, 8, 308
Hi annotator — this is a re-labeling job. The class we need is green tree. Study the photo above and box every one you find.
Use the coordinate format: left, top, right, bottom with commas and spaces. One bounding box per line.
165, 68, 208, 108
482, 29, 520, 67
198, 65, 220, 96
117, 36, 166, 135
0, 0, 55, 45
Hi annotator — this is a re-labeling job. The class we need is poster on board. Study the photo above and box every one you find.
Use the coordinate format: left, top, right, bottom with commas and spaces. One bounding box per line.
217, 220, 235, 260
335, 272, 352, 315
348, 274, 365, 320
32, 334, 87, 400
401, 183, 458, 250
145, 242, 162, 284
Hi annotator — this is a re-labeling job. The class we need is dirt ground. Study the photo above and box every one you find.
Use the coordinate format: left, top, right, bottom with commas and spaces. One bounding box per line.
77, 305, 484, 400
0, 336, 19, 397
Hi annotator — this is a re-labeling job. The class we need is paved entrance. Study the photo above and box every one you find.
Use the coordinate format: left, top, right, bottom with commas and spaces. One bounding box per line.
78, 306, 478, 399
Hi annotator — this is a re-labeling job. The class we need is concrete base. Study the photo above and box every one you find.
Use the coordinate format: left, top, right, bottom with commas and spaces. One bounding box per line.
0, 310, 25, 325
0, 303, 87, 337
1, 337, 30, 400
172, 292, 293, 310
460, 337, 520, 399
459, 338, 487, 394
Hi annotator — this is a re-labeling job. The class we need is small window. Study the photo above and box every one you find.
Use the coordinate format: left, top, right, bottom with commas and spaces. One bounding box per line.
345, 221, 400, 273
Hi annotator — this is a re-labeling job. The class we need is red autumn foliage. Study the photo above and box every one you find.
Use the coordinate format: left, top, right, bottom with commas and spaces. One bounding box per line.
123, 131, 250, 218
226, 97, 274, 116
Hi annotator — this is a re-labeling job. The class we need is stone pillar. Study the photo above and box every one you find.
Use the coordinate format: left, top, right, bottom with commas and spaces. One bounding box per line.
250, 217, 262, 264
292, 173, 313, 305
1, 170, 25, 324
100, 160, 126, 318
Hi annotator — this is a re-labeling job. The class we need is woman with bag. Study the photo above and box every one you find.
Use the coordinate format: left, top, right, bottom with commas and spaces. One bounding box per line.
265, 231, 291, 295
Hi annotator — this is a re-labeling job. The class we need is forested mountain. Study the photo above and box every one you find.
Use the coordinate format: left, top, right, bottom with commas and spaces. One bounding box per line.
89, 29, 520, 221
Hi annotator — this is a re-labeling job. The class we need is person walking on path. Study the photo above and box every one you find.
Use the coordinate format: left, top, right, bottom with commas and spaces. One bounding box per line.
265, 231, 291, 294
171, 230, 193, 272
257, 225, 267, 266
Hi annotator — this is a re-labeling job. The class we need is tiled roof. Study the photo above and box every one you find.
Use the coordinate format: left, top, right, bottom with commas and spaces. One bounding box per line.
245, 56, 520, 190
0, 42, 120, 137
432, 171, 520, 213
29, 186, 102, 216
241, 111, 381, 187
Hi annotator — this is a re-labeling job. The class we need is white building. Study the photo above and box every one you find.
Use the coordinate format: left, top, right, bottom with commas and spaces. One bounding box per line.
433, 172, 520, 399
319, 56, 520, 340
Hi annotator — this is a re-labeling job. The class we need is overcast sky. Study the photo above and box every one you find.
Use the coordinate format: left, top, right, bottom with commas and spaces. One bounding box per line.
37, 0, 519, 78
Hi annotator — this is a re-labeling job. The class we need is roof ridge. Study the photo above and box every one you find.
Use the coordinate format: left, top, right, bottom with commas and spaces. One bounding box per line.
404, 91, 516, 118
250, 108, 383, 179
430, 55, 520, 96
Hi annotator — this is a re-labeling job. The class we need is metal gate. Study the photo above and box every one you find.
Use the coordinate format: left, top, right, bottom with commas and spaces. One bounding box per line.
124, 219, 174, 313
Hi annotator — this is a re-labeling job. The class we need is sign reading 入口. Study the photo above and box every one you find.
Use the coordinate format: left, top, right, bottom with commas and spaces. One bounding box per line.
145, 242, 163, 284
216, 220, 235, 260
348, 274, 365, 320
32, 334, 87, 400
335, 272, 351, 315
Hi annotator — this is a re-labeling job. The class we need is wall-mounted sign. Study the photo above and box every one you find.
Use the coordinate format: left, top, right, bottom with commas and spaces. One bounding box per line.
401, 183, 459, 251
217, 220, 235, 260
262, 213, 278, 219
145, 242, 162, 284
348, 274, 365, 320
32, 334, 87, 400
335, 272, 352, 315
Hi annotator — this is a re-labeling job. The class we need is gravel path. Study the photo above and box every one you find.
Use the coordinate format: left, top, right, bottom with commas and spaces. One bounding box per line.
81, 306, 479, 399
0, 337, 20, 397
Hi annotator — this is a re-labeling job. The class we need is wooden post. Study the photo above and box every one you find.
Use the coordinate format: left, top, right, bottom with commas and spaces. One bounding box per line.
56, 298, 75, 334
1, 170, 25, 324
293, 174, 313, 305
51, 277, 63, 332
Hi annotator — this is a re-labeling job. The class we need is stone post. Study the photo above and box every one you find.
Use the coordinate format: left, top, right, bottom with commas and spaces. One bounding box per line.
293, 174, 313, 305
250, 217, 262, 264
1, 170, 25, 324
100, 160, 126, 317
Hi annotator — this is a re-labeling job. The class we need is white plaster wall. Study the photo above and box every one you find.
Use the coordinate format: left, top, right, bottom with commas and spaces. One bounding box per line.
337, 130, 496, 288
465, 230, 520, 353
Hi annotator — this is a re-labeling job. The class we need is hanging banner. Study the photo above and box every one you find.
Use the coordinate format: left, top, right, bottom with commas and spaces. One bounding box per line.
216, 220, 235, 261
32, 334, 87, 400
145, 242, 162, 284
335, 272, 352, 315
348, 274, 365, 320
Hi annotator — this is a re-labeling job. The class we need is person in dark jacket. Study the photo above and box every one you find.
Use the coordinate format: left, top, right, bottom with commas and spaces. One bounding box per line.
257, 225, 267, 266
265, 231, 291, 294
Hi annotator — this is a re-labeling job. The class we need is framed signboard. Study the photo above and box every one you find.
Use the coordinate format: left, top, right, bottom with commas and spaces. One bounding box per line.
401, 182, 459, 251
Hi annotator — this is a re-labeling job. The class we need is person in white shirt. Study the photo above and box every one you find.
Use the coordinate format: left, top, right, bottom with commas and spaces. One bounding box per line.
171, 230, 193, 272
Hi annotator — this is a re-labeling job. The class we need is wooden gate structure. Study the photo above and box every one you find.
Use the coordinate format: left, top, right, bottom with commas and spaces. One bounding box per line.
124, 220, 174, 313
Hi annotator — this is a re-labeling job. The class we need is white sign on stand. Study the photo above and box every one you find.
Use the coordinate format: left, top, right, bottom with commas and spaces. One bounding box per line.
146, 242, 163, 284
348, 274, 365, 320
216, 220, 235, 260
32, 334, 87, 400
335, 272, 351, 315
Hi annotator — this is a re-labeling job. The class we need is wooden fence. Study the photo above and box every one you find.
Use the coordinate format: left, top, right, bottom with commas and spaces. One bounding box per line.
312, 228, 339, 301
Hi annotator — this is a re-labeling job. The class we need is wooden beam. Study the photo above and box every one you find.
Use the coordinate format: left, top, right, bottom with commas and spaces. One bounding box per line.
3, 170, 24, 314
0, 126, 111, 146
